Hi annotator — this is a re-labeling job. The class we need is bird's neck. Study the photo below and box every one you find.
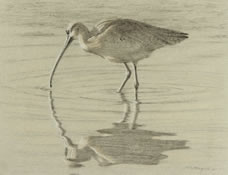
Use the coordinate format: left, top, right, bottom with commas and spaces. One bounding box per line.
78, 25, 91, 51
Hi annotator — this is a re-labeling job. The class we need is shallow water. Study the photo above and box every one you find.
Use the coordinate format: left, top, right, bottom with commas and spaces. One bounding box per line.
0, 0, 228, 174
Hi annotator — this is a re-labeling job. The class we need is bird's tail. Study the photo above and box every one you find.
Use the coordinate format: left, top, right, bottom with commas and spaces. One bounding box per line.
156, 28, 189, 45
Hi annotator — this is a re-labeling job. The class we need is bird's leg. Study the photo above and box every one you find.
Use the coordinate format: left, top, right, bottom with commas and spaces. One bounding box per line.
117, 63, 131, 93
133, 63, 139, 101
118, 92, 131, 123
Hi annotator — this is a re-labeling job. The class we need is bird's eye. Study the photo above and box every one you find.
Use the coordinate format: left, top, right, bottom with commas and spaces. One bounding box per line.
65, 30, 69, 35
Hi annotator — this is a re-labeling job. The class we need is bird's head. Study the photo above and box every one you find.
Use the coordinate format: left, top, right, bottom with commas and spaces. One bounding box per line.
65, 22, 85, 39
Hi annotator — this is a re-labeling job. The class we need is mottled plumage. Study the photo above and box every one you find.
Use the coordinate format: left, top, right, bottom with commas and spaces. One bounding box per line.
88, 18, 188, 63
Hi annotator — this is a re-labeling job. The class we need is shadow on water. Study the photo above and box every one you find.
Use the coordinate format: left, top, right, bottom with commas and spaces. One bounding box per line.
49, 91, 188, 167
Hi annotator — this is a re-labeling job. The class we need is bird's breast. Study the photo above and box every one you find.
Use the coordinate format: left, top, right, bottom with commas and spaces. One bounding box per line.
79, 39, 89, 51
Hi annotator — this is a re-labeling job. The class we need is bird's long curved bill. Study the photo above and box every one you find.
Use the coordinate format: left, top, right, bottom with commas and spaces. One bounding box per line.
50, 36, 73, 88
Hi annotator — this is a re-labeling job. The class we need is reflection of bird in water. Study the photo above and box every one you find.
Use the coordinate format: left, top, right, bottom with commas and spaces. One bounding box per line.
49, 91, 188, 167
50, 18, 188, 100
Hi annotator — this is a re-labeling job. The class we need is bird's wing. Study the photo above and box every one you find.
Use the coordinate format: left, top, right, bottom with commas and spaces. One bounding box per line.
116, 19, 188, 50
90, 18, 120, 37
145, 24, 189, 46
93, 19, 188, 52
96, 19, 188, 50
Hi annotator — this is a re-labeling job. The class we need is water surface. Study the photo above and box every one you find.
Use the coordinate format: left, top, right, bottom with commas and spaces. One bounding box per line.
0, 0, 228, 175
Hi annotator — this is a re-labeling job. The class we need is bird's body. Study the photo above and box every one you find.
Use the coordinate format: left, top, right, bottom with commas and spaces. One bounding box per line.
50, 18, 188, 100
77, 18, 188, 63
